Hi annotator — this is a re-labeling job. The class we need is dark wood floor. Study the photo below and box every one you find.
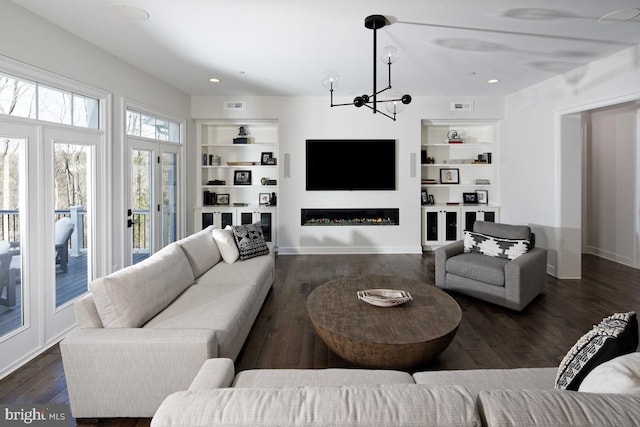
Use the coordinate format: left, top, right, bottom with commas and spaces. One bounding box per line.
1, 253, 639, 426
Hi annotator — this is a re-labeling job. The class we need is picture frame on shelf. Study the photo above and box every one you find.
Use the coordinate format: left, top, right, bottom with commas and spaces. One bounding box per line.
234, 170, 252, 185
261, 152, 273, 165
215, 193, 230, 206
463, 192, 478, 204
439, 168, 460, 184
259, 193, 271, 205
421, 190, 428, 205
476, 190, 488, 204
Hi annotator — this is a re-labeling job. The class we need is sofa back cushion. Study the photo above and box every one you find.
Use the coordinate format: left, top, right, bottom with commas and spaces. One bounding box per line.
91, 243, 195, 328
474, 221, 531, 241
176, 225, 222, 278
151, 385, 481, 427
478, 389, 640, 426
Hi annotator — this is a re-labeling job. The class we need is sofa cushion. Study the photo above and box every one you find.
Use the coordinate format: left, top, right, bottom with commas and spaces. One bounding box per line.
144, 281, 258, 358
413, 367, 557, 398
151, 385, 481, 427
232, 222, 269, 261
233, 368, 414, 388
473, 221, 531, 240
446, 252, 508, 286
579, 352, 640, 395
478, 389, 640, 426
463, 230, 530, 260
212, 226, 240, 264
556, 312, 638, 391
91, 243, 194, 328
197, 250, 274, 289
74, 294, 104, 328
176, 225, 221, 278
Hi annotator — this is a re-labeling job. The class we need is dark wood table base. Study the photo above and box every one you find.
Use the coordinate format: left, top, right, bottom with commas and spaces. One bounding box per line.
307, 275, 462, 370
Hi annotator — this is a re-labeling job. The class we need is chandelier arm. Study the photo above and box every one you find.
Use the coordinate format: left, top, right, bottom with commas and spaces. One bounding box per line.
360, 102, 396, 121
331, 102, 359, 107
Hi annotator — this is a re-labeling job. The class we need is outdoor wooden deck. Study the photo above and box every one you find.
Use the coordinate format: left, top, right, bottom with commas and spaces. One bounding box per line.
0, 253, 149, 338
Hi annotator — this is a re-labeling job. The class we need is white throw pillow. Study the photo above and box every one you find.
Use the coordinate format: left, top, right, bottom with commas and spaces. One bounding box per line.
579, 352, 640, 394
212, 226, 240, 264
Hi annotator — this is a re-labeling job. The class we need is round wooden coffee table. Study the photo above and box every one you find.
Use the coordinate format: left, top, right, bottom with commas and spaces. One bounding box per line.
306, 275, 461, 370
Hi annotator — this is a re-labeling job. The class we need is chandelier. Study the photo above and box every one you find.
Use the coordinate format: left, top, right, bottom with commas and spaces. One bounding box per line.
322, 15, 412, 121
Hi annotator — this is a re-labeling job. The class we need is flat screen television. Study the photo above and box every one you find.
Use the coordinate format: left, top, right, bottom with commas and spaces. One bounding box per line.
306, 139, 396, 191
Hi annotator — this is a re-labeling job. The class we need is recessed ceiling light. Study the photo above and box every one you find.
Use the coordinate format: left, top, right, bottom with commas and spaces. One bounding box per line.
599, 8, 640, 23
208, 78, 221, 83
110, 3, 150, 21
487, 79, 500, 84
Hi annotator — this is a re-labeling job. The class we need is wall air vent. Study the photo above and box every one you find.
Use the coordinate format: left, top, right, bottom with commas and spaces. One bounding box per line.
450, 101, 474, 112
224, 101, 246, 110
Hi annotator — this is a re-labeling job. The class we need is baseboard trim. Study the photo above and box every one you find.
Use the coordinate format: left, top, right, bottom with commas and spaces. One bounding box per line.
278, 246, 423, 255
587, 246, 634, 268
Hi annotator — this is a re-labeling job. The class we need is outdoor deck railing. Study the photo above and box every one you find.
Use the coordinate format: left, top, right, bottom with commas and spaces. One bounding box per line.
0, 207, 151, 254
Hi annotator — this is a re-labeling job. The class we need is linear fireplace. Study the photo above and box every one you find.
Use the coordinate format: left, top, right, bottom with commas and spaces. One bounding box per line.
301, 208, 400, 226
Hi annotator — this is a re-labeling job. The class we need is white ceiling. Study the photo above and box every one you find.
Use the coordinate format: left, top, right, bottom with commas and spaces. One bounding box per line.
11, 0, 640, 97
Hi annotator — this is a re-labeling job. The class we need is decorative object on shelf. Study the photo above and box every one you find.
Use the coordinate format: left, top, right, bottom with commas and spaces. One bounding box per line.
357, 289, 413, 307
259, 193, 271, 205
261, 152, 273, 165
447, 130, 463, 143
440, 168, 460, 184
421, 190, 428, 205
208, 179, 226, 185
476, 190, 488, 204
233, 202, 248, 207
428, 194, 435, 205
270, 192, 277, 206
227, 161, 256, 166
202, 154, 208, 166
321, 15, 411, 122
215, 193, 230, 205
266, 157, 277, 165
421, 149, 428, 164
260, 177, 268, 185
266, 179, 277, 185
203, 191, 216, 206
233, 126, 248, 144
475, 178, 491, 185
233, 170, 252, 185
463, 192, 478, 204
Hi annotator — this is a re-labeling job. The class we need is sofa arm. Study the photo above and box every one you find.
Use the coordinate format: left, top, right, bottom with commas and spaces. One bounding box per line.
504, 247, 548, 311
435, 240, 464, 288
60, 328, 217, 418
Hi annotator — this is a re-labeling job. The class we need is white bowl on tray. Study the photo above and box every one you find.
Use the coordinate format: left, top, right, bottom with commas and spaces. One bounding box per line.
356, 289, 413, 307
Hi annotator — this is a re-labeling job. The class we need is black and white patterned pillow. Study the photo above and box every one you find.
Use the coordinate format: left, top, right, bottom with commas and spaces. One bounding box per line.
555, 311, 638, 391
463, 230, 530, 260
232, 222, 269, 261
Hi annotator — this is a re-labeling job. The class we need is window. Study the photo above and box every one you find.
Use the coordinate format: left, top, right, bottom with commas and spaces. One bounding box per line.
0, 72, 99, 129
126, 109, 181, 143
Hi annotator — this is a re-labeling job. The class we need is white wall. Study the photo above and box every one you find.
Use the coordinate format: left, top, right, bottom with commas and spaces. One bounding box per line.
585, 104, 637, 266
0, 2, 191, 271
502, 44, 640, 277
192, 95, 503, 253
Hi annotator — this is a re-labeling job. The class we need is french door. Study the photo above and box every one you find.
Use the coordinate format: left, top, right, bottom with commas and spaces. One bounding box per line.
0, 120, 104, 377
126, 139, 181, 265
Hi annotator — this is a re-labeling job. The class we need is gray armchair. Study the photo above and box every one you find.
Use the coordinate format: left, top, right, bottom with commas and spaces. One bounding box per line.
435, 221, 547, 311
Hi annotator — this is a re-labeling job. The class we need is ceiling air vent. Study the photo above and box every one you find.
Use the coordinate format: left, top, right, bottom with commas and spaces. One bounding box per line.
224, 101, 246, 110
450, 101, 474, 112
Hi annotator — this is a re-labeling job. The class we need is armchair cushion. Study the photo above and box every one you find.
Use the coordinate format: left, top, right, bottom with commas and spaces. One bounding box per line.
446, 253, 508, 286
463, 230, 530, 260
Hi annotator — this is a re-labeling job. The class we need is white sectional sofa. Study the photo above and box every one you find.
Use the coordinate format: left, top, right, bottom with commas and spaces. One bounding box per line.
60, 225, 275, 419
152, 355, 640, 427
